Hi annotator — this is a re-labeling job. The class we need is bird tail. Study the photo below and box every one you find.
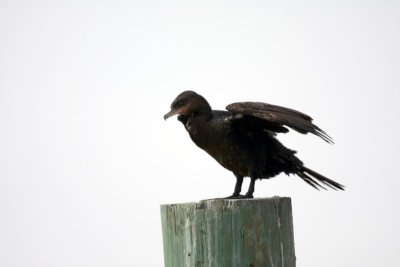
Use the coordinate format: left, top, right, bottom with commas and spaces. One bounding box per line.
296, 167, 344, 191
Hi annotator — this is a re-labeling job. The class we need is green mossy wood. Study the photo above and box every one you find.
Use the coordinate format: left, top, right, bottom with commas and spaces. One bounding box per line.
160, 197, 295, 267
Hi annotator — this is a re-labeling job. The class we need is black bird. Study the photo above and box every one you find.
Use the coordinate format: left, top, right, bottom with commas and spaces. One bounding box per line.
164, 91, 344, 198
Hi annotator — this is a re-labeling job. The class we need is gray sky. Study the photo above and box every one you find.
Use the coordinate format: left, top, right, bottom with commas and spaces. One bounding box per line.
1, 0, 399, 266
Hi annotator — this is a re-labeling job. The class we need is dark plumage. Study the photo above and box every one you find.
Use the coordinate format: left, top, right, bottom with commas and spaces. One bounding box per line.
164, 91, 344, 198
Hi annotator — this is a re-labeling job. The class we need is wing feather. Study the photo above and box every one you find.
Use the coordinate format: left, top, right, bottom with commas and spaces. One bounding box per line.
226, 102, 333, 143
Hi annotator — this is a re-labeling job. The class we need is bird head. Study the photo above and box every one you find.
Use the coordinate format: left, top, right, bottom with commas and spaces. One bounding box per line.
164, 91, 212, 121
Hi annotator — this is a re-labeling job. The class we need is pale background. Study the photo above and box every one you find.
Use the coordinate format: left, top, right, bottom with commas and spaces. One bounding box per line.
1, 1, 399, 266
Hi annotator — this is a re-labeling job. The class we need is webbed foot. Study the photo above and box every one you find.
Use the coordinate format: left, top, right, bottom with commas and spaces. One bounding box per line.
224, 193, 253, 199
224, 194, 244, 199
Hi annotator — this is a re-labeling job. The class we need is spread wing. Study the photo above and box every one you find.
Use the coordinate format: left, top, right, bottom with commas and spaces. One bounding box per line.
226, 102, 333, 143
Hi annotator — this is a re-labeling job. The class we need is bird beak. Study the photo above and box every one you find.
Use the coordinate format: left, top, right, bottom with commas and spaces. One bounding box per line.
164, 108, 183, 120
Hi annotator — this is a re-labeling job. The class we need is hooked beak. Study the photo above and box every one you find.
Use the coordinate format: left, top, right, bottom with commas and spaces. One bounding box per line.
164, 108, 184, 120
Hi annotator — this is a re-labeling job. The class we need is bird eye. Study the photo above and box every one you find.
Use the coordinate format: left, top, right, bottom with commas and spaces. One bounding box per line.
177, 101, 184, 107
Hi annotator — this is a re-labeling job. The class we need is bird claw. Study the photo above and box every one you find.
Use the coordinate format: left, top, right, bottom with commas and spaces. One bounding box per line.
242, 193, 254, 199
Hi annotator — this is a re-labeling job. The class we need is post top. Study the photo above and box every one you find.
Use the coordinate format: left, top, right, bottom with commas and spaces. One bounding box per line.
160, 196, 291, 208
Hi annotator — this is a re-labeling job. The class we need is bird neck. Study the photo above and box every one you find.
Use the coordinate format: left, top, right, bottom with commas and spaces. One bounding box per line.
184, 110, 214, 137
186, 114, 213, 150
194, 109, 212, 121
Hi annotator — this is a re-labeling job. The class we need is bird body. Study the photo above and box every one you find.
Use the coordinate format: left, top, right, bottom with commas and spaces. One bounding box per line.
164, 91, 344, 198
186, 110, 296, 178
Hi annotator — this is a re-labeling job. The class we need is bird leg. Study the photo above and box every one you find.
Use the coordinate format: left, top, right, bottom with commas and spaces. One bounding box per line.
243, 178, 256, 198
224, 175, 244, 199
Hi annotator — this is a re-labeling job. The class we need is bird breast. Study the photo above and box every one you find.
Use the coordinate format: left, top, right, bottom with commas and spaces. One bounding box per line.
186, 116, 252, 176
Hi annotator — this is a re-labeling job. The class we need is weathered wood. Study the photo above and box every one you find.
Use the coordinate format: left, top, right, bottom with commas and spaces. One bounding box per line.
160, 197, 295, 267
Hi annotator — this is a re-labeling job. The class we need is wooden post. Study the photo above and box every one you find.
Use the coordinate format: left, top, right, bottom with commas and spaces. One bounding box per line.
160, 197, 295, 267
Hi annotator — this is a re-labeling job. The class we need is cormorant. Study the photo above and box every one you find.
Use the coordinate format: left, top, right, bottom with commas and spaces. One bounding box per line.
164, 91, 344, 198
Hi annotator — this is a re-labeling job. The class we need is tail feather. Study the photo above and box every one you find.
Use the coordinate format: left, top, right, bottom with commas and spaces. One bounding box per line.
297, 172, 326, 190
297, 167, 344, 191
